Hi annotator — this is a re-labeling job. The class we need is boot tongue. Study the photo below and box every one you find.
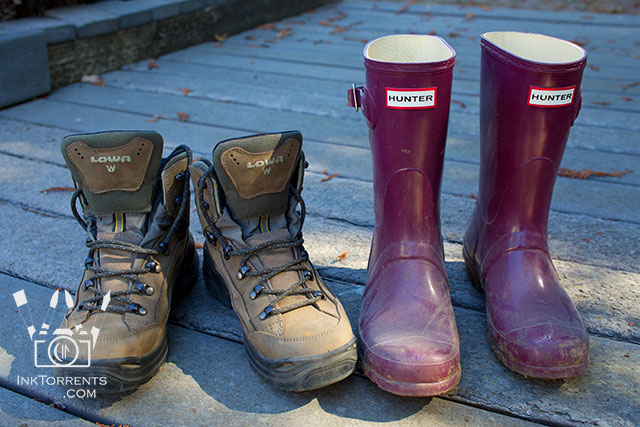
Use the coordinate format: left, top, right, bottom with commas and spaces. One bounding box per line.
60, 131, 164, 215
212, 131, 302, 221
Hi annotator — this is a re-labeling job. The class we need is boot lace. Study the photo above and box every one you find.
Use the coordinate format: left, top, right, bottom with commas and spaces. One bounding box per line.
69, 145, 192, 316
197, 165, 323, 320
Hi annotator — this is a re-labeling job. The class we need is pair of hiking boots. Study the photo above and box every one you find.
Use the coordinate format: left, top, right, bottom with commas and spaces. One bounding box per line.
57, 130, 356, 393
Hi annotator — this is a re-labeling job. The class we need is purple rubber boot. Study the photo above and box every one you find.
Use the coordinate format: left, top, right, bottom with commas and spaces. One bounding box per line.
348, 35, 460, 396
463, 32, 589, 378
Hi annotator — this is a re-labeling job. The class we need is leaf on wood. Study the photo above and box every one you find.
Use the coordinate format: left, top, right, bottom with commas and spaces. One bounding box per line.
428, 29, 436, 35
469, 193, 477, 200
179, 87, 193, 96
319, 20, 332, 26
80, 74, 105, 87
595, 231, 602, 234
321, 169, 328, 175
451, 99, 467, 109
448, 32, 461, 38
214, 33, 228, 42
257, 23, 276, 30
177, 112, 190, 122
395, 4, 410, 14
321, 173, 339, 182
40, 186, 74, 194
327, 11, 348, 22
195, 242, 204, 249
147, 59, 159, 70
583, 237, 591, 243
144, 115, 167, 122
558, 168, 633, 180
570, 37, 589, 47
336, 251, 348, 261
331, 25, 348, 34
591, 100, 611, 106
275, 29, 292, 39
621, 96, 632, 102
589, 64, 600, 71
621, 81, 640, 91
464, 12, 475, 21
245, 35, 257, 40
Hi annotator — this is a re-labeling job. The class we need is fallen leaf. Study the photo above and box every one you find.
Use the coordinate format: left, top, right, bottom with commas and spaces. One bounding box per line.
147, 59, 159, 70
583, 237, 591, 243
257, 23, 276, 30
395, 5, 410, 14
275, 29, 292, 39
621, 96, 632, 101
179, 88, 193, 96
177, 112, 190, 122
40, 186, 74, 194
327, 11, 348, 22
331, 25, 348, 34
336, 251, 348, 261
428, 29, 436, 35
589, 64, 600, 71
595, 231, 602, 234
321, 169, 328, 175
558, 168, 633, 180
81, 74, 105, 86
621, 80, 640, 91
214, 33, 228, 42
451, 99, 467, 109
195, 242, 204, 249
464, 12, 475, 21
321, 173, 339, 182
319, 20, 332, 26
448, 32, 461, 38
592, 101, 611, 106
470, 193, 477, 199
144, 115, 167, 122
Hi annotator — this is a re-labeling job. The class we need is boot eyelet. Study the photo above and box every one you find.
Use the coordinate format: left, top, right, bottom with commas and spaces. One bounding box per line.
146, 261, 161, 273
203, 201, 210, 210
249, 284, 264, 300
158, 242, 168, 254
223, 245, 233, 260
174, 195, 183, 205
259, 306, 274, 320
312, 291, 324, 299
303, 270, 313, 281
129, 303, 147, 316
205, 231, 217, 245
135, 282, 154, 296
174, 172, 185, 182
84, 257, 93, 267
236, 266, 250, 280
83, 279, 93, 290
299, 250, 308, 259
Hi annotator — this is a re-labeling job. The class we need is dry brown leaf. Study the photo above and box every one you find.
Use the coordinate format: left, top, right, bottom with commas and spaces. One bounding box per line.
331, 25, 348, 34
336, 251, 348, 261
592, 100, 611, 106
621, 80, 640, 91
177, 112, 190, 122
275, 29, 292, 39
395, 4, 410, 14
470, 193, 477, 200
319, 20, 332, 26
321, 173, 339, 182
448, 32, 461, 38
214, 33, 228, 42
451, 99, 467, 109
595, 231, 602, 234
428, 29, 436, 35
257, 23, 276, 30
621, 96, 633, 102
179, 88, 193, 96
589, 64, 600, 71
327, 11, 348, 22
81, 74, 105, 86
321, 169, 328, 175
195, 242, 204, 249
40, 186, 74, 194
144, 115, 167, 123
558, 168, 633, 180
583, 238, 591, 243
147, 59, 159, 70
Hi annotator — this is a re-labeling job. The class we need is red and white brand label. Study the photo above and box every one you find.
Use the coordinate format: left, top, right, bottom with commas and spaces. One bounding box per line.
386, 87, 437, 109
528, 86, 576, 107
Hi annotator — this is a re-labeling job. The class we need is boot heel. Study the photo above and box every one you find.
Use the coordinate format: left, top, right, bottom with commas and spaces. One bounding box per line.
172, 235, 199, 301
462, 244, 484, 293
202, 246, 232, 309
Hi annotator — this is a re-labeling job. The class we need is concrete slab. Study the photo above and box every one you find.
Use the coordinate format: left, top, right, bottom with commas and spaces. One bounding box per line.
44, 5, 119, 39
0, 387, 92, 426
0, 17, 76, 44
0, 30, 50, 108
92, 1, 154, 29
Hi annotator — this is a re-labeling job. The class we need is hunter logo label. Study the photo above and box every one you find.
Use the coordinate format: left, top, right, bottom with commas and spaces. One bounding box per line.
528, 86, 576, 107
247, 156, 284, 175
386, 88, 437, 109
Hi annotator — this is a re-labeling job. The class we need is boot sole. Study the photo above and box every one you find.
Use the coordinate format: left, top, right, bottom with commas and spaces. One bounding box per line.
56, 237, 199, 394
203, 246, 357, 391
462, 244, 589, 379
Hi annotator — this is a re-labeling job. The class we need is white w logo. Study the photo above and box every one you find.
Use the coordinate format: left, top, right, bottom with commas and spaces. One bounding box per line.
106, 165, 116, 173
263, 168, 271, 175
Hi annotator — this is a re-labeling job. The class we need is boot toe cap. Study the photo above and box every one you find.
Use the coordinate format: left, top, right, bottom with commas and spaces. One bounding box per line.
489, 322, 589, 378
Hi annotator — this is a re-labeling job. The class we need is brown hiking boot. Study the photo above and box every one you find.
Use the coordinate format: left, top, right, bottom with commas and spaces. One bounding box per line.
191, 131, 357, 391
56, 131, 198, 393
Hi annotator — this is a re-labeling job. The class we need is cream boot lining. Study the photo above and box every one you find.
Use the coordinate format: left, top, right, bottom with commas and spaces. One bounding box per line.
484, 31, 586, 64
365, 34, 454, 63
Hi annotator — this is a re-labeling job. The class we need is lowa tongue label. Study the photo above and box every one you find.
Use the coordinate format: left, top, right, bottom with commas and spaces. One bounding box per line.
386, 87, 437, 109
528, 86, 576, 107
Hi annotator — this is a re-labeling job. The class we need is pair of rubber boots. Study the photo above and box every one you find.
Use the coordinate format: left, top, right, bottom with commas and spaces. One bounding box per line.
349, 31, 590, 396
58, 131, 356, 393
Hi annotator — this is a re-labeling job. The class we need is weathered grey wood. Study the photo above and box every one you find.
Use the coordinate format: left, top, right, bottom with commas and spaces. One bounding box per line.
0, 257, 638, 426
0, 387, 93, 426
